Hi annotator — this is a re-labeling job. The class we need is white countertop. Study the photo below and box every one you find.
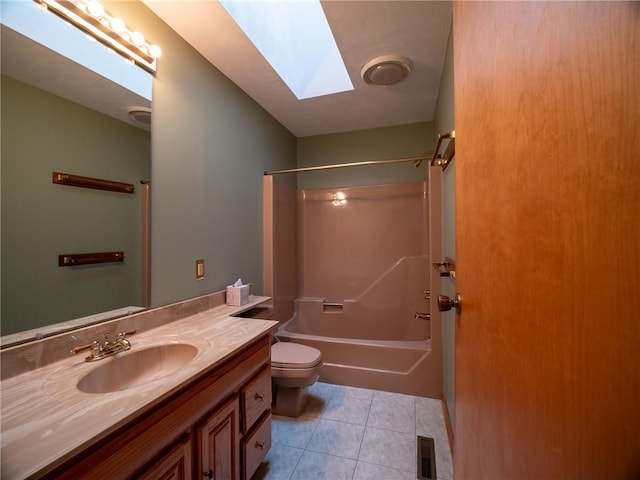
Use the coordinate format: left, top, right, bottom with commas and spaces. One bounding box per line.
0, 297, 277, 479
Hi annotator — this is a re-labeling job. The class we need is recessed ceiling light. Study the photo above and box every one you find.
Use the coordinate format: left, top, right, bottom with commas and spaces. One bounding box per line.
361, 55, 413, 87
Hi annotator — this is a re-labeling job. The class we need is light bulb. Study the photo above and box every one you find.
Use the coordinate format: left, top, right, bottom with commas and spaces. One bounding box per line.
130, 31, 144, 47
86, 0, 104, 17
148, 44, 162, 58
110, 17, 126, 34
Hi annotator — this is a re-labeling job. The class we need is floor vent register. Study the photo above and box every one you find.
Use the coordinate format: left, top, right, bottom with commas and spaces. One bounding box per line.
417, 436, 437, 480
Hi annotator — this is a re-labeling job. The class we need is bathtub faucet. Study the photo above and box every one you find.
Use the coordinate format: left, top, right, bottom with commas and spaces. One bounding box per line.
414, 312, 430, 321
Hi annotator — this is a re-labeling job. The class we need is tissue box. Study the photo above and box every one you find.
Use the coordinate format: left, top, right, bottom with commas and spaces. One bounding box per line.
226, 284, 250, 306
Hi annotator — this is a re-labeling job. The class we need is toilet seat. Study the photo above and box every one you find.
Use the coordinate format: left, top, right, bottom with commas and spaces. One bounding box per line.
271, 342, 322, 369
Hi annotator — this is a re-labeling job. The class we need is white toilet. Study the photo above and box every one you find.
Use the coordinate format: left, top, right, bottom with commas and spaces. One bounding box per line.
271, 341, 323, 417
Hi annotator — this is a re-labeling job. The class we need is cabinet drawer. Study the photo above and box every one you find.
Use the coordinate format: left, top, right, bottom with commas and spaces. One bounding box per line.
242, 412, 271, 480
241, 366, 271, 433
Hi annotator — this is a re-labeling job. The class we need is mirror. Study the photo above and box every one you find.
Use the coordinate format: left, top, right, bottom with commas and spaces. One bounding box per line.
1, 3, 152, 346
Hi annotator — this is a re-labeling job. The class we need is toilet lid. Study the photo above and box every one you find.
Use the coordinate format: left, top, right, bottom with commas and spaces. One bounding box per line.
271, 342, 322, 369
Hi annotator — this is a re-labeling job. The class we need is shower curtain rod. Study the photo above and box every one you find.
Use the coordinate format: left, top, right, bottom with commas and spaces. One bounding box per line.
264, 153, 433, 176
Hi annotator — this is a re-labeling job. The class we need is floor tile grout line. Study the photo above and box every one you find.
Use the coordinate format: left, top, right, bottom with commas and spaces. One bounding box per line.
302, 415, 322, 450
304, 448, 364, 463
319, 386, 368, 480
355, 458, 416, 474
364, 422, 416, 435
353, 397, 372, 474
287, 444, 305, 480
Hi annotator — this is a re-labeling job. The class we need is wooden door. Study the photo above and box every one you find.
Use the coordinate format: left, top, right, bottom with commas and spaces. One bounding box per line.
198, 396, 240, 480
453, 2, 640, 478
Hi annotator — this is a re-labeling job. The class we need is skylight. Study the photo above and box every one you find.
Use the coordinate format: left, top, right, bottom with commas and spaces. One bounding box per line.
219, 0, 353, 100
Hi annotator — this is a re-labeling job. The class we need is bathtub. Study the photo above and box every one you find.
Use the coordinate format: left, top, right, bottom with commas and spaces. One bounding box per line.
263, 179, 442, 398
275, 295, 442, 398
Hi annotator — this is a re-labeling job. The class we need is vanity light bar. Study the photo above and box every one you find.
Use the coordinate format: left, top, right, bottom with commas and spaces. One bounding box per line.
34, 0, 161, 73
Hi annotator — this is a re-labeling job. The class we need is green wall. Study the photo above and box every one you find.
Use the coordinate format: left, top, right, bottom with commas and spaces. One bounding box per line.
1, 76, 150, 335
433, 25, 456, 426
296, 122, 433, 190
106, 2, 297, 307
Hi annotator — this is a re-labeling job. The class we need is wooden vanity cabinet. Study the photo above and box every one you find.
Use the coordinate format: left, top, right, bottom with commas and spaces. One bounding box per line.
46, 336, 272, 480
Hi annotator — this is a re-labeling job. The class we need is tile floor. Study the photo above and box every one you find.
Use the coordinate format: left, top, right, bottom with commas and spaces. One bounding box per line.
252, 382, 453, 480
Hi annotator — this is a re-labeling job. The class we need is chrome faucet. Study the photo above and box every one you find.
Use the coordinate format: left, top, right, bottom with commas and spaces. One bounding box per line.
71, 330, 136, 362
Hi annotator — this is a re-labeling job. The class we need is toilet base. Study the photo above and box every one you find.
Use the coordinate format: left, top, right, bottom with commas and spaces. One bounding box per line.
272, 383, 308, 417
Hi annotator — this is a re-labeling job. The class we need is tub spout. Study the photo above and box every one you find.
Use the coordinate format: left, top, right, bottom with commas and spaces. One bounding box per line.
414, 312, 430, 320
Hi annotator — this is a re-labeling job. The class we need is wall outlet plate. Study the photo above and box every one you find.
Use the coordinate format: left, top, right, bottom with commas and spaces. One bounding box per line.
195, 259, 204, 280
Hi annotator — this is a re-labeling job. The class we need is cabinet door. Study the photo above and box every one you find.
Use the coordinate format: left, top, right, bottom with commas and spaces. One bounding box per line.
198, 396, 240, 480
137, 434, 193, 480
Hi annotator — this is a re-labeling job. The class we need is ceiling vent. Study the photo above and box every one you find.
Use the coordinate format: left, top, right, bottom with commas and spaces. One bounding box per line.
361, 55, 413, 87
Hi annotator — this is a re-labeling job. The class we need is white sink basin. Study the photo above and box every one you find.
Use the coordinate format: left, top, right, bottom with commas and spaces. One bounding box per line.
77, 343, 198, 394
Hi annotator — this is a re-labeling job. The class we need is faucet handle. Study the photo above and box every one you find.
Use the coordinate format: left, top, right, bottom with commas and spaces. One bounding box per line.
116, 330, 135, 350
70, 339, 100, 355
116, 330, 136, 343
90, 340, 101, 355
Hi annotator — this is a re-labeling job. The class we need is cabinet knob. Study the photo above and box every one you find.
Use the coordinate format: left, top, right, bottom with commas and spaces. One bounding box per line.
203, 469, 213, 478
255, 392, 265, 401
255, 441, 266, 450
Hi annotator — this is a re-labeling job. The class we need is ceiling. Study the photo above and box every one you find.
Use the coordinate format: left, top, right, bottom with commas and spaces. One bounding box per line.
1, 26, 151, 131
143, 0, 453, 137
2, 1, 452, 138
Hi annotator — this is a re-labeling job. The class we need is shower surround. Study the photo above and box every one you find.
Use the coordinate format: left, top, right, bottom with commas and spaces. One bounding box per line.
264, 178, 441, 398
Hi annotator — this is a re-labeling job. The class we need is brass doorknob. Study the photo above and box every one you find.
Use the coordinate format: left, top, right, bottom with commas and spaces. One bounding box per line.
438, 294, 461, 314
